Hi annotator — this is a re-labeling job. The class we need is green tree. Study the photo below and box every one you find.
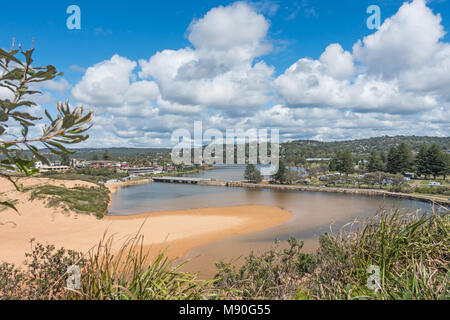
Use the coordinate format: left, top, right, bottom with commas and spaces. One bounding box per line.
244, 164, 263, 183
102, 150, 111, 160
368, 150, 384, 172
328, 158, 337, 172
0, 43, 92, 211
426, 144, 446, 179
386, 146, 401, 174
60, 153, 70, 166
397, 142, 413, 173
341, 150, 354, 176
415, 144, 430, 178
272, 159, 289, 184
332, 150, 354, 176
443, 153, 450, 180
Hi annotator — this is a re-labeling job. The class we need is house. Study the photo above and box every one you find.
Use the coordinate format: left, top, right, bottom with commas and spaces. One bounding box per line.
39, 165, 70, 173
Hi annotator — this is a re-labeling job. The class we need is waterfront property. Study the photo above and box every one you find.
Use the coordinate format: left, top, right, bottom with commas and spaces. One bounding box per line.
152, 176, 210, 184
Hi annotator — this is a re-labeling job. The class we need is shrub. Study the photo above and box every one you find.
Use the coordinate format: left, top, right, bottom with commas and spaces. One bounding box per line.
0, 240, 84, 300
214, 238, 318, 299
0, 235, 217, 300
307, 209, 449, 300
29, 185, 110, 219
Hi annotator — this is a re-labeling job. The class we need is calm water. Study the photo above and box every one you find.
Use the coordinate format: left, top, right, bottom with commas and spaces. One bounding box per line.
109, 165, 434, 278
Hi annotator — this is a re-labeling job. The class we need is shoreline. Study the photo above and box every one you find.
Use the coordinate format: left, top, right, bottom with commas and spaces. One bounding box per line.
107, 176, 449, 207
0, 177, 293, 266
223, 181, 450, 207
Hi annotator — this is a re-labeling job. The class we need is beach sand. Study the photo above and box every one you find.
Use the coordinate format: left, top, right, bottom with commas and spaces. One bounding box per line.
0, 177, 293, 265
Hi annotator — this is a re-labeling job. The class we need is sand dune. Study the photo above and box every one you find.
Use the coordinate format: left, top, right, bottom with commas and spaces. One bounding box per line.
0, 177, 293, 265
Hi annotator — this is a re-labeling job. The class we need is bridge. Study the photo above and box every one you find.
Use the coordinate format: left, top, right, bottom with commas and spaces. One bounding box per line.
152, 176, 211, 184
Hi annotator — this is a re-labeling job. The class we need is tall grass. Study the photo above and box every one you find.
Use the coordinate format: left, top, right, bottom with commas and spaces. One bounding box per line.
305, 207, 449, 300
0, 234, 217, 300
214, 208, 449, 300
73, 234, 217, 300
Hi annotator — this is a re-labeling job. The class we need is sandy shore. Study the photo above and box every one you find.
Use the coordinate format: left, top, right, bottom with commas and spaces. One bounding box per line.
0, 177, 293, 265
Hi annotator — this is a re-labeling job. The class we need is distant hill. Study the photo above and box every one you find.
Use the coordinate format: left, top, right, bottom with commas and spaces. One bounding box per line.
282, 136, 450, 161
20, 136, 449, 162
25, 147, 171, 161
68, 147, 171, 159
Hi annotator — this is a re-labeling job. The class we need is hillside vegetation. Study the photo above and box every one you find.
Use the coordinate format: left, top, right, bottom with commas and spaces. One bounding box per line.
282, 136, 449, 159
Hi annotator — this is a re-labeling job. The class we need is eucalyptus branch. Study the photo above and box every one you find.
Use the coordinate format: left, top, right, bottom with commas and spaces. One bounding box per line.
0, 41, 93, 214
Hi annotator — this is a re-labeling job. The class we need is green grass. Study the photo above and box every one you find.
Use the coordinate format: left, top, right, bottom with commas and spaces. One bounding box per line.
29, 185, 110, 219
306, 209, 449, 300
214, 209, 449, 300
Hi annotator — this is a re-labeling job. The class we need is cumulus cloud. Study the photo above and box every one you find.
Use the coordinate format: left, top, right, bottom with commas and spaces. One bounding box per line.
40, 78, 71, 93
72, 54, 159, 116
138, 2, 274, 111
275, 0, 448, 115
69, 0, 449, 147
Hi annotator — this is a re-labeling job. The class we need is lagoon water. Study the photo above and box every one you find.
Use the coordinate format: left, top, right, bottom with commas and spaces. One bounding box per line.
109, 165, 434, 278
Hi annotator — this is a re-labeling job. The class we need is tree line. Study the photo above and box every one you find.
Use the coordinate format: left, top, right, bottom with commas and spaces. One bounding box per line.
368, 143, 449, 179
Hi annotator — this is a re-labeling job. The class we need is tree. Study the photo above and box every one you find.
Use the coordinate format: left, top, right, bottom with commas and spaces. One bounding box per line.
328, 158, 337, 172
60, 153, 70, 166
102, 150, 111, 160
272, 159, 287, 183
415, 144, 430, 178
386, 146, 401, 174
0, 42, 92, 211
368, 150, 384, 172
341, 150, 354, 176
397, 143, 413, 173
272, 159, 299, 184
331, 150, 354, 176
443, 153, 450, 180
244, 164, 263, 183
426, 144, 446, 179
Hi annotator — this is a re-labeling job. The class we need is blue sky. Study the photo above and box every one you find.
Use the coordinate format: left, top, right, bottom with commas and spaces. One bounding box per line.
1, 0, 449, 147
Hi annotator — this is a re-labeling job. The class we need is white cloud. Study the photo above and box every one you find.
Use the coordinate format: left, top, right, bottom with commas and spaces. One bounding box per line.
138, 2, 274, 111
72, 55, 139, 108
275, 0, 448, 115
41, 78, 71, 93
68, 0, 449, 147
353, 0, 444, 78
72, 54, 160, 116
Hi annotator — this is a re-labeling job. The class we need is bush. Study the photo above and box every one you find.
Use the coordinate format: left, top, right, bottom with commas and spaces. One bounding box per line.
0, 240, 84, 300
214, 209, 449, 300
307, 209, 449, 300
214, 238, 318, 299
29, 185, 111, 219
0, 235, 217, 300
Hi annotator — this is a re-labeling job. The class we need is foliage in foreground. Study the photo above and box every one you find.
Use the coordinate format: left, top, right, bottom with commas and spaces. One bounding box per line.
1, 209, 448, 300
0, 235, 216, 300
215, 238, 317, 299
214, 209, 449, 300
0, 42, 92, 212
29, 185, 111, 219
